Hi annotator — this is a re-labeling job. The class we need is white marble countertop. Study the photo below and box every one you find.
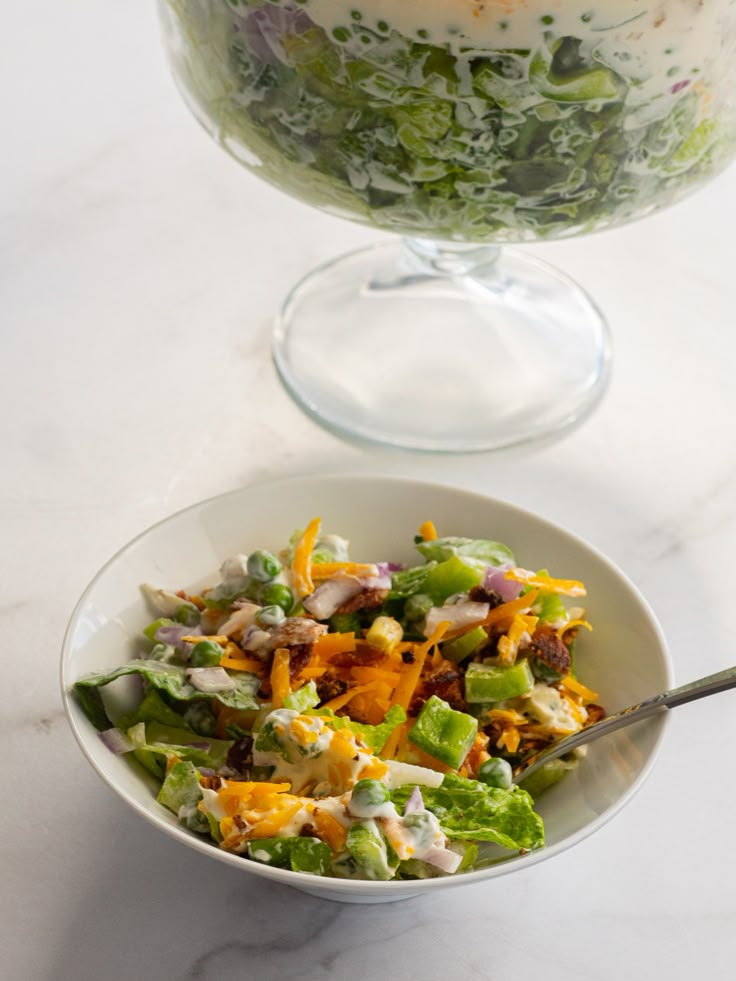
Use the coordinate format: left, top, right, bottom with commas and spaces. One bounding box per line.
4, 3, 736, 979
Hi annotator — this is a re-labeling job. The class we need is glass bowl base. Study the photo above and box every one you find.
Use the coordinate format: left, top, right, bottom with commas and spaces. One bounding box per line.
273, 241, 611, 453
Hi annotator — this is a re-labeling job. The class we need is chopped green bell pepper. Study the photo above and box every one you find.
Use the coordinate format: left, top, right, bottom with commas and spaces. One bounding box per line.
422, 555, 486, 605
408, 695, 478, 769
464, 659, 535, 703
441, 626, 488, 663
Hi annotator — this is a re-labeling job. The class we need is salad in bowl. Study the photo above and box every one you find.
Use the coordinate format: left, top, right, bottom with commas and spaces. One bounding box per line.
74, 516, 604, 882
62, 476, 671, 901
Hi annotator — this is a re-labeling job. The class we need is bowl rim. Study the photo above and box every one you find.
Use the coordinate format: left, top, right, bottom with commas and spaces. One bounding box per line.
61, 472, 673, 895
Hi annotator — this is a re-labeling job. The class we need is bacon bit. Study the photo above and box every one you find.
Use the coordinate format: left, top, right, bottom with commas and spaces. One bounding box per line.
331, 648, 385, 667
584, 703, 606, 725
334, 587, 389, 615
419, 520, 438, 541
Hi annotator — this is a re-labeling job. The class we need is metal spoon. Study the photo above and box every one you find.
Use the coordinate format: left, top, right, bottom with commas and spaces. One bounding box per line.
514, 665, 736, 783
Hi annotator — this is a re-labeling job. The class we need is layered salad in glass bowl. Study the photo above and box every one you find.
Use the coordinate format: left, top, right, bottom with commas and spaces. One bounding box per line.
158, 1, 736, 449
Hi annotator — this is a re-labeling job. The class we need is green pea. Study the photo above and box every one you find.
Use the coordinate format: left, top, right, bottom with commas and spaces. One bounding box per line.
350, 778, 390, 816
329, 612, 361, 634
478, 757, 513, 790
402, 810, 437, 845
260, 582, 294, 614
247, 550, 282, 583
190, 640, 224, 667
404, 593, 434, 622
256, 605, 286, 628
173, 602, 201, 627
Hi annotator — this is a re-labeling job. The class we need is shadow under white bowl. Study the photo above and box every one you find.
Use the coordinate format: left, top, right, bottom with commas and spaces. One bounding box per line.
61, 475, 672, 903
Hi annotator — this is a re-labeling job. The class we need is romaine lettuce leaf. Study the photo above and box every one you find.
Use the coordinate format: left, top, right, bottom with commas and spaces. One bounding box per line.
74, 659, 260, 729
392, 773, 544, 851
311, 704, 407, 754
415, 537, 514, 566
157, 760, 210, 833
126, 721, 232, 777
117, 687, 192, 732
248, 836, 332, 875
389, 562, 437, 600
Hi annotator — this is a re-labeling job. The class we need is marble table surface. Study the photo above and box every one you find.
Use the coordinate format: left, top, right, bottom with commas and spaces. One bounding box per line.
3, 3, 736, 979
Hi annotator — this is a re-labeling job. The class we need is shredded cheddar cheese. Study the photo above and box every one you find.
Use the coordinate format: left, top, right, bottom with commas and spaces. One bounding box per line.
292, 516, 321, 598
419, 520, 438, 541
560, 675, 599, 702
270, 647, 291, 708
311, 562, 379, 579
504, 568, 586, 597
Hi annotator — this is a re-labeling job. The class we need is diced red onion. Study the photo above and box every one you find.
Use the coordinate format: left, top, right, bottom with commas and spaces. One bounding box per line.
187, 667, 236, 693
403, 785, 425, 815
357, 561, 392, 591
303, 575, 362, 620
98, 728, 134, 755
189, 741, 212, 752
219, 603, 260, 637
239, 5, 311, 66
420, 846, 462, 874
483, 567, 523, 602
671, 79, 690, 94
155, 623, 202, 651
241, 625, 272, 655
424, 601, 489, 636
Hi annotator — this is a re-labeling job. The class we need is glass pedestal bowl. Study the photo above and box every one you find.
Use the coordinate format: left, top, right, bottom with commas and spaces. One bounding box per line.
158, 0, 736, 451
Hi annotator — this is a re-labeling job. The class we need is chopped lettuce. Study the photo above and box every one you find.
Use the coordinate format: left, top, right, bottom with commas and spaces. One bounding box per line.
127, 721, 233, 777
415, 537, 514, 567
392, 773, 544, 851
157, 760, 210, 833
388, 562, 437, 600
310, 704, 407, 754
74, 659, 260, 730
117, 687, 193, 733
248, 836, 332, 875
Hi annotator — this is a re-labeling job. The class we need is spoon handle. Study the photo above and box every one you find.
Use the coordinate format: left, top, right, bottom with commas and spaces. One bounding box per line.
515, 665, 736, 783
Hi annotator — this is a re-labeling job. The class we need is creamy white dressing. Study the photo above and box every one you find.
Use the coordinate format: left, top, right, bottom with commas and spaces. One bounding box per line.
304, 0, 735, 110
522, 682, 586, 731
253, 710, 370, 793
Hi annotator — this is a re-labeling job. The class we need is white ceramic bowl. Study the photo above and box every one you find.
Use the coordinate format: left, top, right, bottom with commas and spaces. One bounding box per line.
61, 475, 672, 903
